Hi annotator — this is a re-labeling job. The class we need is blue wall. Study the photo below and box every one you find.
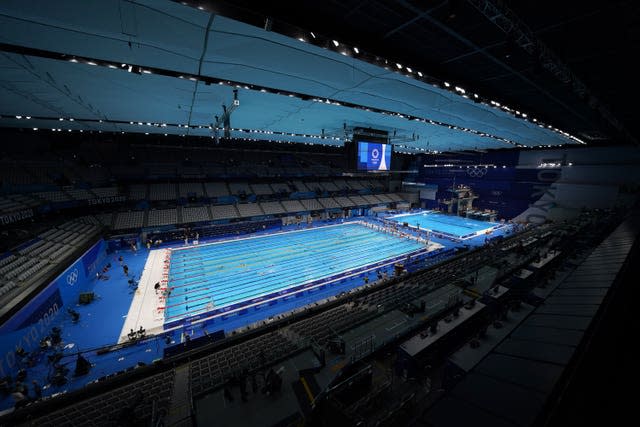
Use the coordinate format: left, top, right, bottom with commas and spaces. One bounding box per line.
415, 151, 562, 220
0, 239, 106, 376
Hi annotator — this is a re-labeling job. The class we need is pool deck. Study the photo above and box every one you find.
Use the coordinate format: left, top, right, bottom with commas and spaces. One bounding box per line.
118, 248, 167, 343
119, 223, 444, 339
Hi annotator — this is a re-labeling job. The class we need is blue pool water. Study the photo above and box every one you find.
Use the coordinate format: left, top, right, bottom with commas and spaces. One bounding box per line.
390, 211, 498, 238
164, 223, 424, 323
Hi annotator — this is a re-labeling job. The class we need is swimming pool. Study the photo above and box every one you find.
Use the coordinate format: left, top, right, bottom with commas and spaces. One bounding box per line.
163, 222, 425, 324
390, 211, 499, 239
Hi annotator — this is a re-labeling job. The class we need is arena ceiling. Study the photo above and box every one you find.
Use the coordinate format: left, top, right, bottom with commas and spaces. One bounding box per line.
209, 0, 640, 147
0, 0, 595, 153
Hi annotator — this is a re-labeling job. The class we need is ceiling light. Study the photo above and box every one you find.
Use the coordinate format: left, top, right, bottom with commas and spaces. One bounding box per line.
406, 67, 412, 72
417, 71, 423, 77
332, 40, 339, 47
396, 63, 402, 69
15, 115, 22, 119
444, 82, 450, 87
87, 61, 97, 66
310, 32, 316, 38
353, 47, 359, 54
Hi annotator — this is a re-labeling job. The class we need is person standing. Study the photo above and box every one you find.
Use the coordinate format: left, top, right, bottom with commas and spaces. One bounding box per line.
123, 264, 129, 276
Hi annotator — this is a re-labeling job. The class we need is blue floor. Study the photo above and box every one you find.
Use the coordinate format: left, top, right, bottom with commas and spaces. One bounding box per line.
0, 247, 157, 411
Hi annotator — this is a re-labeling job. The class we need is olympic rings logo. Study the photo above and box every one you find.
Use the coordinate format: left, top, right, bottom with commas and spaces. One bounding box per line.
466, 167, 488, 178
66, 268, 79, 286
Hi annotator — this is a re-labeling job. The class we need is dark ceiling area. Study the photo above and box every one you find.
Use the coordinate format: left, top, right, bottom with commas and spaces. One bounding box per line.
202, 0, 640, 146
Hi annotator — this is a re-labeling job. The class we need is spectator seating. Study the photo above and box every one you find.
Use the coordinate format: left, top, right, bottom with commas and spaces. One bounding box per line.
179, 183, 205, 198
1, 219, 101, 290
182, 206, 211, 223
95, 213, 114, 227
31, 370, 175, 427
320, 181, 339, 192
35, 191, 71, 203
270, 182, 290, 193
204, 182, 229, 197
66, 189, 94, 200
128, 184, 148, 200
237, 203, 264, 218
363, 195, 382, 205
250, 183, 273, 196
149, 183, 177, 201
300, 198, 323, 211
306, 182, 322, 193
259, 201, 286, 215
8, 194, 40, 209
318, 198, 341, 209
349, 181, 365, 190
281, 200, 306, 213
190, 332, 298, 396
114, 211, 145, 230
91, 187, 119, 198
292, 181, 310, 192
289, 305, 374, 345
147, 209, 178, 227
349, 195, 369, 206
228, 182, 251, 195
0, 197, 29, 213
210, 205, 239, 220
333, 196, 356, 208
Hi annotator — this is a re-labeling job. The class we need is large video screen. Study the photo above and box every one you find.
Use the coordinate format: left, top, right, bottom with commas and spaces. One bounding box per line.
357, 141, 392, 171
